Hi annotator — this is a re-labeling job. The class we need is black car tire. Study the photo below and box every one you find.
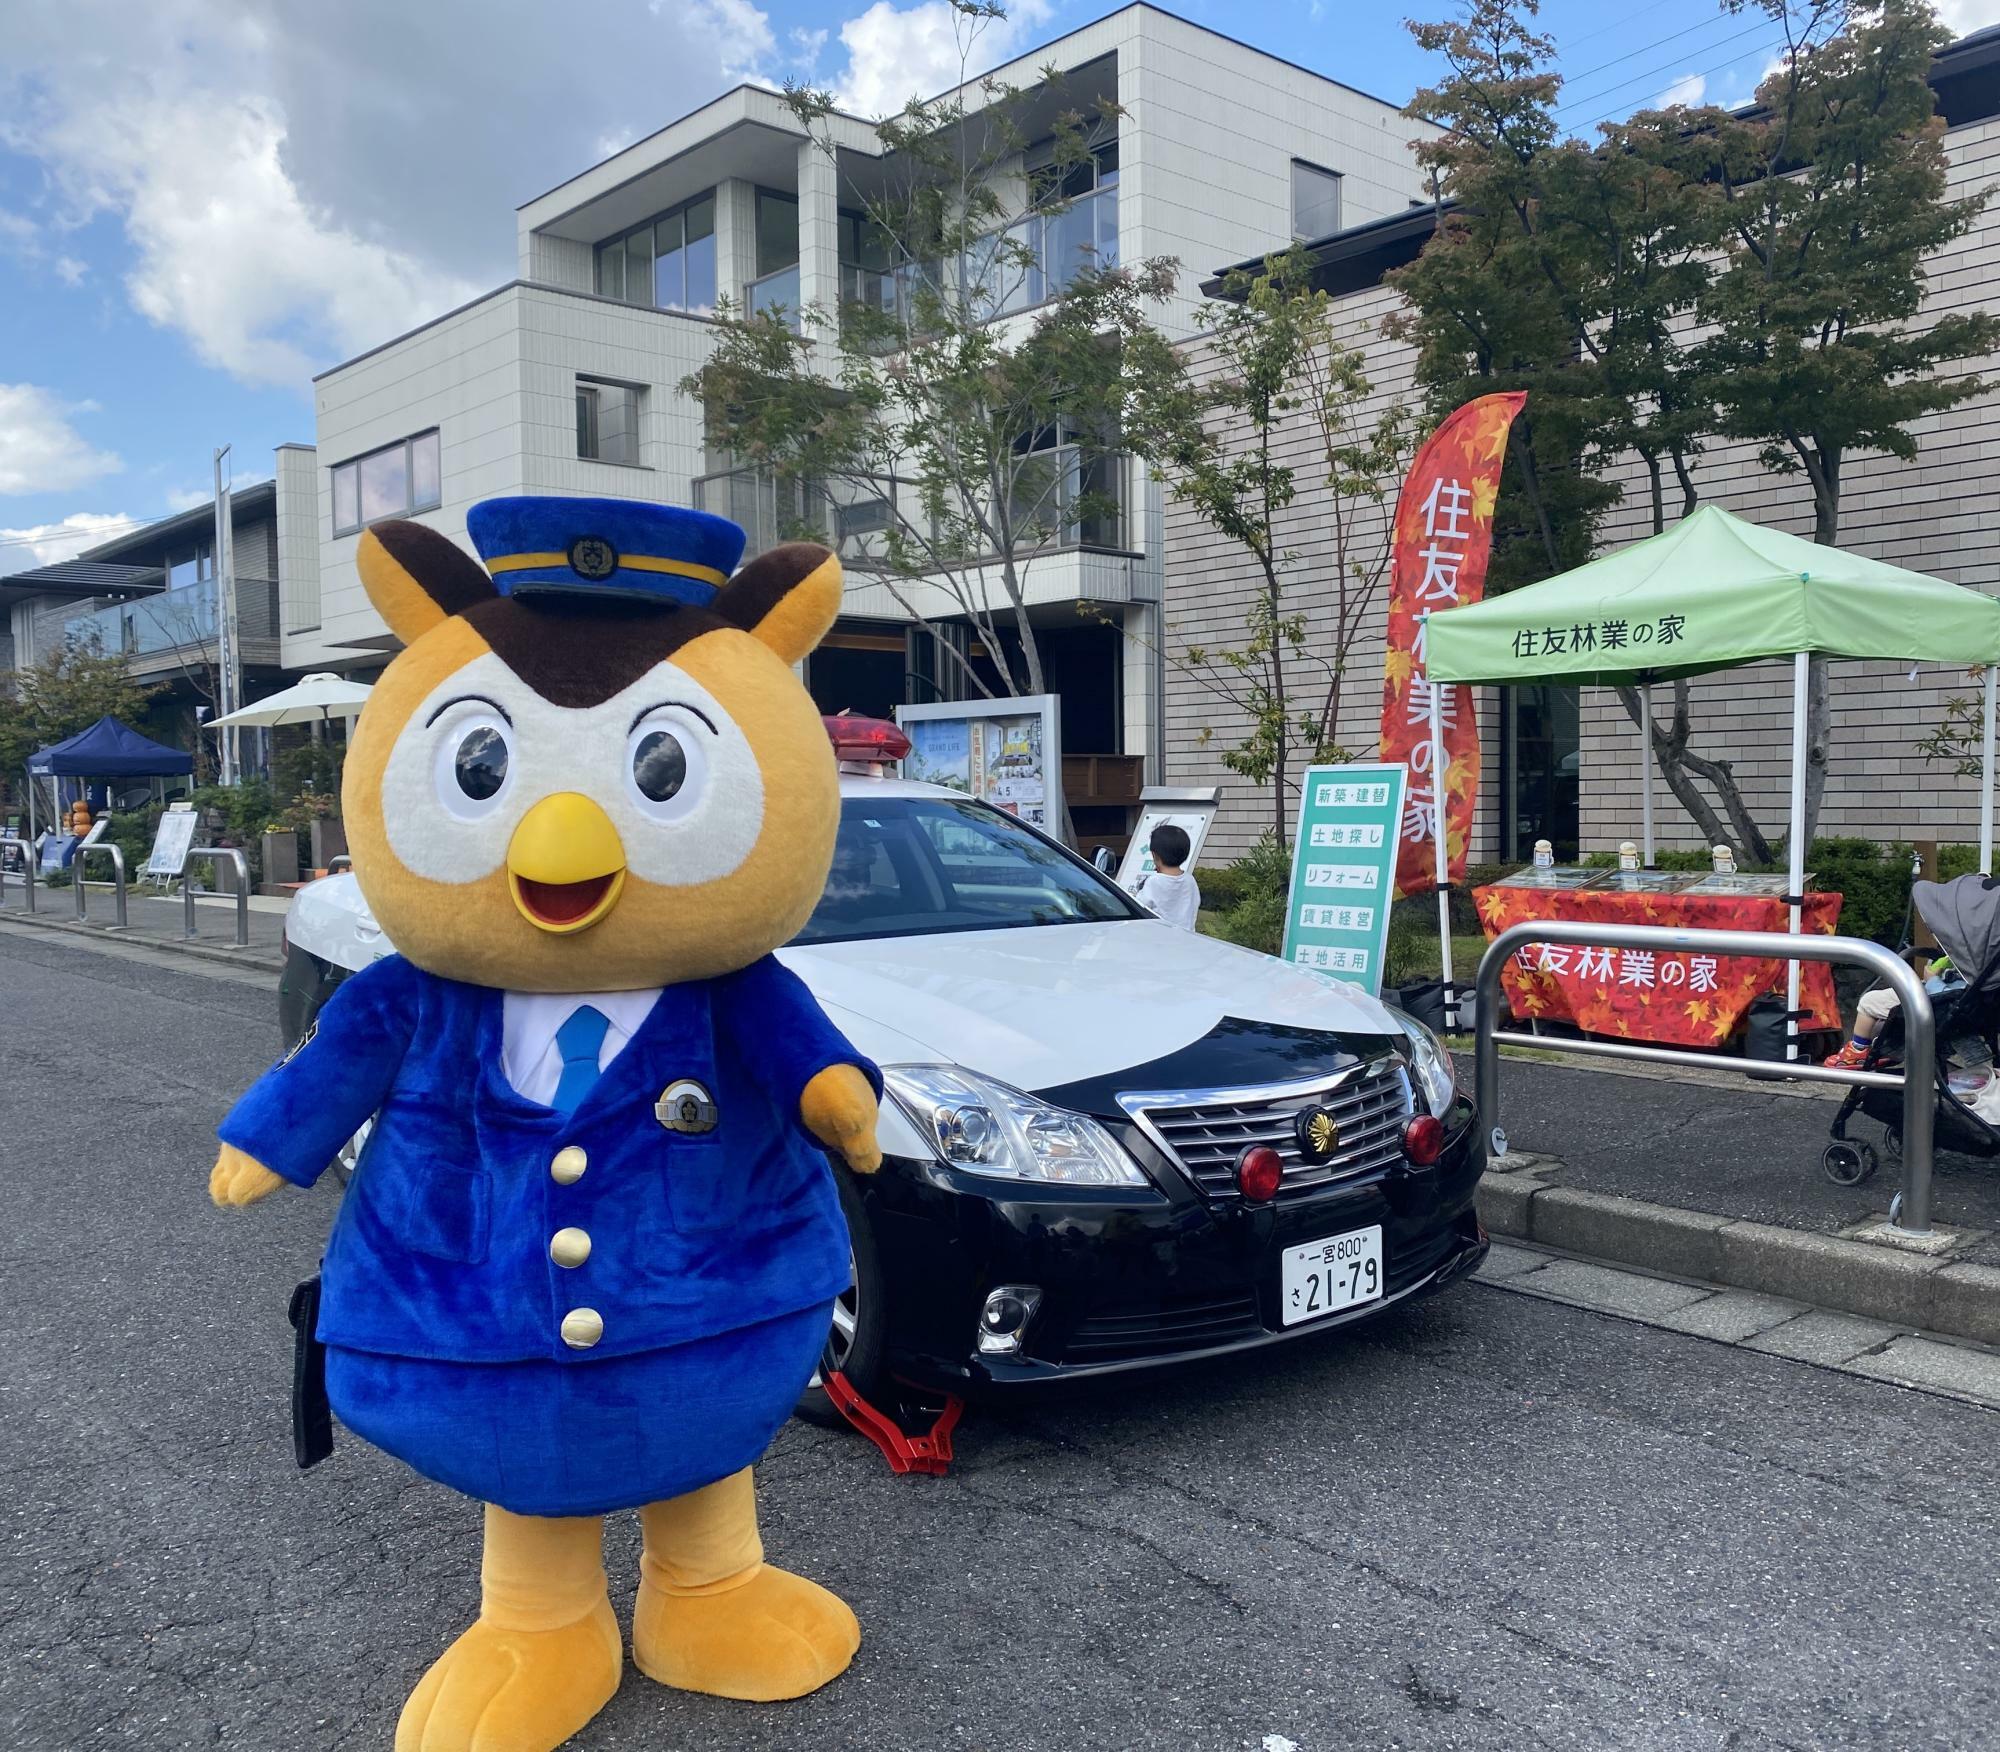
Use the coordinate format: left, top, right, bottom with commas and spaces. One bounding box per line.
795, 1166, 887, 1429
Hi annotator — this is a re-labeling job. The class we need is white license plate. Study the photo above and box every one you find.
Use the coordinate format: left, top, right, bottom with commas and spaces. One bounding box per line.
1280, 1225, 1384, 1327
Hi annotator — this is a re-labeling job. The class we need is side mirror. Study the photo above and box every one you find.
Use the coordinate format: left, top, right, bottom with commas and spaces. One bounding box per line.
1092, 846, 1116, 874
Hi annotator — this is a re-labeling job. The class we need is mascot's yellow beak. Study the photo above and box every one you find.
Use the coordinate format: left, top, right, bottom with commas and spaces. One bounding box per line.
507, 793, 627, 934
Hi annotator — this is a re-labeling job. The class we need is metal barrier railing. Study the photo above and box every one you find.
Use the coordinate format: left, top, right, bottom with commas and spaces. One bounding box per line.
1474, 920, 1937, 1238
73, 842, 128, 930
182, 847, 251, 948
0, 852, 34, 912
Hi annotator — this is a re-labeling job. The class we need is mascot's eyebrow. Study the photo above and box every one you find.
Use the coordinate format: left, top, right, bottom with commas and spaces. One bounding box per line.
424, 692, 514, 729
629, 699, 718, 736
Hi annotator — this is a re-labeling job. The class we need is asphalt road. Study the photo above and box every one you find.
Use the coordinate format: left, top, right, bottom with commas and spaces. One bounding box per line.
5, 922, 1998, 1752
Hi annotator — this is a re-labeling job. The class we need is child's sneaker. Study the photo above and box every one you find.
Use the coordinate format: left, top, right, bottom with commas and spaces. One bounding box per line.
1823, 1041, 1871, 1070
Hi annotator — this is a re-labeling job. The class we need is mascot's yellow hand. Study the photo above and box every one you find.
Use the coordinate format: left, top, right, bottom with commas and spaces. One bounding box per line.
800, 1064, 882, 1175
210, 1143, 287, 1208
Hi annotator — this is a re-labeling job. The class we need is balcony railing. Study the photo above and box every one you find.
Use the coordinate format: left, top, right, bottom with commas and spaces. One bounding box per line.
746, 264, 802, 331
692, 449, 1126, 567
64, 576, 281, 660
965, 185, 1119, 320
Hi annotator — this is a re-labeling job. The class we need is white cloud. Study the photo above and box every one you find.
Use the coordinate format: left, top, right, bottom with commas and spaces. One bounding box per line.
685, 0, 778, 82
0, 384, 122, 496
0, 511, 136, 568
834, 0, 1055, 119
1938, 0, 2000, 38
0, 1, 793, 390
1656, 72, 1707, 109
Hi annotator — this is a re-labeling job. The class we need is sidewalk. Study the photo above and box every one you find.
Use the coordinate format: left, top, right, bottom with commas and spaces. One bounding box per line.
0, 881, 289, 966
1475, 1049, 2000, 1348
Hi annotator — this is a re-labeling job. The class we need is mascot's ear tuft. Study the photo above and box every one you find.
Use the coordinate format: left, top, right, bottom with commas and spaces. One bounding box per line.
710, 543, 843, 665
358, 521, 499, 645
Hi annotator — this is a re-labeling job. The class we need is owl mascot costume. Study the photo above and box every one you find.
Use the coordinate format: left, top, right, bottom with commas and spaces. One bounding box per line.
210, 497, 881, 1751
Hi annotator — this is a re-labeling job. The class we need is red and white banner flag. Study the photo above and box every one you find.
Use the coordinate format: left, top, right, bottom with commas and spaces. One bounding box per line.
1379, 392, 1526, 898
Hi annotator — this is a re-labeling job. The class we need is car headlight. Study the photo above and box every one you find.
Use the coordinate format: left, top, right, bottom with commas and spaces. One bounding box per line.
884, 1065, 1150, 1187
1394, 1014, 1458, 1118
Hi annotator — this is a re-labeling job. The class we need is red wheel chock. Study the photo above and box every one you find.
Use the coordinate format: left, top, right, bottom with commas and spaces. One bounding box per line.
824, 1371, 964, 1475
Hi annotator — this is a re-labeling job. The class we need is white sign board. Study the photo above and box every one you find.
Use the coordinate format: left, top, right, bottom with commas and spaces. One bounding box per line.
1114, 787, 1221, 891
896, 695, 1063, 832
146, 804, 199, 877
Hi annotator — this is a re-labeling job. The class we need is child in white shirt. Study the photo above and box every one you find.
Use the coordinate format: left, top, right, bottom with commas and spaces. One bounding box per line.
1132, 823, 1200, 931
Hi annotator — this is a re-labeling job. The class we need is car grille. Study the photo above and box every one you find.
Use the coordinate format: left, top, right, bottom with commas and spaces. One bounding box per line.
1120, 1058, 1414, 1202
1059, 1292, 1264, 1362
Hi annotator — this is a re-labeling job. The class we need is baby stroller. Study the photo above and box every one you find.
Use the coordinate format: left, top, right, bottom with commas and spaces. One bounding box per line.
1824, 873, 2000, 1199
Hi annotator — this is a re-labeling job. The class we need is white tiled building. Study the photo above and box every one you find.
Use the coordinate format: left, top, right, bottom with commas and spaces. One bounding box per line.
300, 3, 1433, 826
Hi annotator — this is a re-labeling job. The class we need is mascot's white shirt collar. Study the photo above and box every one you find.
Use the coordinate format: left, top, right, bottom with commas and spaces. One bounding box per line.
501, 988, 664, 1106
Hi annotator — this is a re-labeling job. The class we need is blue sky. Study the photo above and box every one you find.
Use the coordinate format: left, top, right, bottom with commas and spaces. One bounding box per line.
0, 0, 1980, 574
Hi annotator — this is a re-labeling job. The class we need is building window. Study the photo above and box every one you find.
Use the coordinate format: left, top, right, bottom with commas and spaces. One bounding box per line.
754, 189, 799, 278
1291, 159, 1342, 240
594, 193, 717, 313
167, 541, 215, 589
576, 379, 642, 467
331, 430, 442, 536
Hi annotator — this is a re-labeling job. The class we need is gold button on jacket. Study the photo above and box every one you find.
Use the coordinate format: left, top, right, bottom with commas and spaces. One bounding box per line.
550, 1145, 588, 1184
549, 1227, 592, 1269
560, 1307, 604, 1349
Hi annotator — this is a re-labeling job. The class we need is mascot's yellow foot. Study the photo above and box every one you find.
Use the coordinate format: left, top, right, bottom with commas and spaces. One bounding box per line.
395, 1600, 622, 1752
631, 1563, 860, 1702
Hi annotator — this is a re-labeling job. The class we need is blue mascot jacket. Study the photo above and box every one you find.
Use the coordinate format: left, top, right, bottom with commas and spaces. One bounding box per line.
219, 953, 876, 1515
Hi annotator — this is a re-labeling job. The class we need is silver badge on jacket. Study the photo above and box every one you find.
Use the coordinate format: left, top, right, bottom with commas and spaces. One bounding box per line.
656, 1079, 720, 1135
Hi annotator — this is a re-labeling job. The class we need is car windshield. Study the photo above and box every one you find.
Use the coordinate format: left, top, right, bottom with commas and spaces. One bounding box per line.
792, 795, 1146, 944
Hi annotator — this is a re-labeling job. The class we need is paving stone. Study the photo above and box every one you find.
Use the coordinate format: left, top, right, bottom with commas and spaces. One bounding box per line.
1507, 1258, 1713, 1320
1744, 1310, 1900, 1365
1845, 1336, 2000, 1407
1655, 1290, 1807, 1344
1475, 1241, 1548, 1283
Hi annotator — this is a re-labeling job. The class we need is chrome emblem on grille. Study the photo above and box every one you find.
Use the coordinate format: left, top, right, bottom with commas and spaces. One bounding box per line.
1295, 1105, 1341, 1162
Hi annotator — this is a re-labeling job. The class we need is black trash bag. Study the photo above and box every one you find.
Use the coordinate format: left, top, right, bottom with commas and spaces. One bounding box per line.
1744, 991, 1810, 1080
1397, 978, 1448, 1033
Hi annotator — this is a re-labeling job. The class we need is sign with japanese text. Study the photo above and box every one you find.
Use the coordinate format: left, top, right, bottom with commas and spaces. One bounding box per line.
1473, 883, 1843, 1048
897, 695, 1062, 831
1379, 391, 1526, 898
1282, 762, 1406, 997
146, 803, 198, 877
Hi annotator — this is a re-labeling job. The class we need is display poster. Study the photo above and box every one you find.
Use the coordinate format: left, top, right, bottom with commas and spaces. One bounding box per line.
1281, 763, 1407, 997
1114, 788, 1221, 891
1378, 390, 1525, 898
146, 804, 199, 877
0, 834, 26, 876
897, 695, 1062, 830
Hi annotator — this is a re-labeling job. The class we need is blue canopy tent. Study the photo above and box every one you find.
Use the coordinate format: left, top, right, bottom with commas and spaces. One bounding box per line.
23, 716, 193, 867
28, 715, 194, 779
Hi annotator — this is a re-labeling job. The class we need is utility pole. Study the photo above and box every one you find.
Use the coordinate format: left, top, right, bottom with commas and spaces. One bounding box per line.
212, 446, 241, 785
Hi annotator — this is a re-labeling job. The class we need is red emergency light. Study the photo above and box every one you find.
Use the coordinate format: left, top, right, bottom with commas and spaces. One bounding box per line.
823, 714, 911, 766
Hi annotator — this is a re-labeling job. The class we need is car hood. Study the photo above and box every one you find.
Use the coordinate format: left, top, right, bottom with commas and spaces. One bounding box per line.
779, 919, 1401, 1092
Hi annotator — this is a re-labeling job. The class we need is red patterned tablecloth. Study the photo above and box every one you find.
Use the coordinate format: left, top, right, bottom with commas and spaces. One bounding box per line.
1473, 884, 1844, 1048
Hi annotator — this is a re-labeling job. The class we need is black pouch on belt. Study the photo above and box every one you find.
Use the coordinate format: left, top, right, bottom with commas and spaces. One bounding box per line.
288, 1272, 333, 1470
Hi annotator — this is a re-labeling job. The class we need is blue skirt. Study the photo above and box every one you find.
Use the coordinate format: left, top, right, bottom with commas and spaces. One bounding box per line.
325, 1302, 830, 1517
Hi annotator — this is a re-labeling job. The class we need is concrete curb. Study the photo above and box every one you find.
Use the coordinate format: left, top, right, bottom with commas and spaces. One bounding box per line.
1481, 1155, 2000, 1350
0, 906, 280, 971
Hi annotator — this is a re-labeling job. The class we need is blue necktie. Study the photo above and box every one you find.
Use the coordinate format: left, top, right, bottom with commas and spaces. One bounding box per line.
550, 1005, 610, 1114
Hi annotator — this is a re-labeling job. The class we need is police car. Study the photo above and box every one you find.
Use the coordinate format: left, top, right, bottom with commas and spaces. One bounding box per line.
279, 717, 1486, 1426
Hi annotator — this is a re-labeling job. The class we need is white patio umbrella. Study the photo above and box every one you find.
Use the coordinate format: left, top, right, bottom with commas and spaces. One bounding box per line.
207, 672, 373, 728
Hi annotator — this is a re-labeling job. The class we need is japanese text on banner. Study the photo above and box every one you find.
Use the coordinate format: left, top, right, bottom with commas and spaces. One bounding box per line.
1378, 392, 1525, 898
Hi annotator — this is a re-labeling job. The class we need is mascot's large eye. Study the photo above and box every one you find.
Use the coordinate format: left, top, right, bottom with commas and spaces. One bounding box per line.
632, 730, 687, 801
624, 716, 708, 824
432, 716, 515, 820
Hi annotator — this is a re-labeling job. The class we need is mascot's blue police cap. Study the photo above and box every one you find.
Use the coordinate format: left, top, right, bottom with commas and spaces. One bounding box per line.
464, 495, 747, 608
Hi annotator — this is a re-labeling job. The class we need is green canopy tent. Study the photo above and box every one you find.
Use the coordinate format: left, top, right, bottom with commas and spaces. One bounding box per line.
1420, 503, 2000, 1041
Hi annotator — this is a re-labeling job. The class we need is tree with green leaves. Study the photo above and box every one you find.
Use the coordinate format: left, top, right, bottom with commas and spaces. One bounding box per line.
0, 633, 163, 809
1155, 244, 1409, 852
684, 0, 1189, 707
1694, 0, 2000, 844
